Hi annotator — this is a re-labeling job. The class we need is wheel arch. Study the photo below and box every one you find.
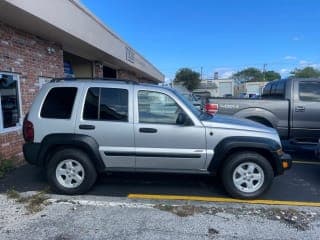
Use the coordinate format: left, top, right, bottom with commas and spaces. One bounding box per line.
38, 134, 105, 172
234, 108, 278, 128
208, 136, 283, 176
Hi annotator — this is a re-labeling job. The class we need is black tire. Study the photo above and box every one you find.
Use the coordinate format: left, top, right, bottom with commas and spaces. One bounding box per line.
221, 152, 274, 199
46, 148, 97, 195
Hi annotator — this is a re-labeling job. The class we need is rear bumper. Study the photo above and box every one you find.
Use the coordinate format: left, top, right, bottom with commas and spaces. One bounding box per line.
23, 143, 41, 166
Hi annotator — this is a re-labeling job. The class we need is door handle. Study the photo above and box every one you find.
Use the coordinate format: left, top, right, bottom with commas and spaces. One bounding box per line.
79, 124, 95, 130
139, 128, 157, 133
295, 106, 305, 112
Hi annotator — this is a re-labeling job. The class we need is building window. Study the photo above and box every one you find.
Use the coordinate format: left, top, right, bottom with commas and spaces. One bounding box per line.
0, 73, 22, 131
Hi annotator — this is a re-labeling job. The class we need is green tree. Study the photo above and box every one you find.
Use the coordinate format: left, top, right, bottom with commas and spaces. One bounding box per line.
264, 71, 281, 81
290, 67, 320, 78
233, 68, 280, 82
174, 68, 201, 91
233, 68, 264, 82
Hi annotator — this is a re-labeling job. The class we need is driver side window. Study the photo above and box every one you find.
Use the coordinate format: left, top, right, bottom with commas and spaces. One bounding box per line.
138, 90, 182, 124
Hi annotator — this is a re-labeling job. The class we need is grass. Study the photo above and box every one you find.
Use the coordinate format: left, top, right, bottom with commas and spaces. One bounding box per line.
154, 204, 211, 217
6, 188, 50, 214
154, 204, 317, 231
0, 158, 14, 178
6, 188, 20, 199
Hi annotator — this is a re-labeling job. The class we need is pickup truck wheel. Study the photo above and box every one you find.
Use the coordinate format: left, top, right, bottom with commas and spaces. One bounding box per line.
222, 152, 274, 199
46, 149, 97, 195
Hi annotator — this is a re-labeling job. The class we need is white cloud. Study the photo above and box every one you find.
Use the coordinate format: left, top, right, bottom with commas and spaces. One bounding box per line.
299, 60, 309, 66
310, 63, 320, 69
221, 71, 235, 78
279, 68, 291, 77
284, 56, 297, 60
293, 36, 300, 41
213, 68, 235, 79
280, 68, 290, 74
297, 60, 320, 69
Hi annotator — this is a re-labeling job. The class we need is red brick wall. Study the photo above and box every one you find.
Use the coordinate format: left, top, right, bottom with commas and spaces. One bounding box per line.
0, 21, 64, 164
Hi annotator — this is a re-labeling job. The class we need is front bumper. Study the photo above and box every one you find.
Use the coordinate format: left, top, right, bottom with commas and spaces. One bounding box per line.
280, 153, 292, 170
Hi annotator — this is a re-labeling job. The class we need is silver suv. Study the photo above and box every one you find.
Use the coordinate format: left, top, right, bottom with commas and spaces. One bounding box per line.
23, 78, 291, 199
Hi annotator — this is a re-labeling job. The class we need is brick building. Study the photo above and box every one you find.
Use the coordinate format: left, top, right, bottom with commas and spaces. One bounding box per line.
0, 0, 164, 165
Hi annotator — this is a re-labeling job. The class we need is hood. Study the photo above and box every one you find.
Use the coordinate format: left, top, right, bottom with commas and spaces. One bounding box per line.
202, 114, 277, 134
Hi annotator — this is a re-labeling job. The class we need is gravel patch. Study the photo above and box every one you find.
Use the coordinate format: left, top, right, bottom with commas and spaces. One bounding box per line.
0, 193, 319, 240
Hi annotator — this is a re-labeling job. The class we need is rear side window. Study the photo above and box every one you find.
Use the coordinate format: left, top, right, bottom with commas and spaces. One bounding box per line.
299, 82, 320, 102
270, 82, 278, 97
275, 80, 286, 99
262, 83, 271, 98
262, 80, 286, 99
83, 87, 128, 122
41, 87, 77, 119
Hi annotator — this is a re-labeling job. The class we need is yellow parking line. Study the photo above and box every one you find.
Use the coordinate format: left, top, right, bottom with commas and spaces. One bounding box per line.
128, 194, 320, 207
293, 160, 320, 165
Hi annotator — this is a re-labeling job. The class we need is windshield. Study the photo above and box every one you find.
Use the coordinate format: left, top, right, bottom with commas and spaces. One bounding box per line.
171, 89, 212, 120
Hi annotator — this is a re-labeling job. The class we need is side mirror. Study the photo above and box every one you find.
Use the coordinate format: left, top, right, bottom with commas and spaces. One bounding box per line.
176, 112, 193, 126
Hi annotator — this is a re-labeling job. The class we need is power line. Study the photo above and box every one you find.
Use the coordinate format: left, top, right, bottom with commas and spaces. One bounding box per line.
160, 58, 313, 72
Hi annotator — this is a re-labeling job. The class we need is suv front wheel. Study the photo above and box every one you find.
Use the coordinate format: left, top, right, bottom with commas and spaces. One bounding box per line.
221, 152, 274, 199
47, 149, 97, 195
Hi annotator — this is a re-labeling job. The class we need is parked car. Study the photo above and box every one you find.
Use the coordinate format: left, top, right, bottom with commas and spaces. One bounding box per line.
23, 78, 291, 199
205, 78, 320, 146
223, 94, 233, 98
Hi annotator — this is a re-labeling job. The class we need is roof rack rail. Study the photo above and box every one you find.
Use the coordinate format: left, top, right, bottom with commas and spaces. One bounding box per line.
50, 77, 139, 84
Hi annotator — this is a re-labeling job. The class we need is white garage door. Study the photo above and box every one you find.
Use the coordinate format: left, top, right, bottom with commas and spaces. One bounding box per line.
246, 84, 260, 95
219, 82, 232, 97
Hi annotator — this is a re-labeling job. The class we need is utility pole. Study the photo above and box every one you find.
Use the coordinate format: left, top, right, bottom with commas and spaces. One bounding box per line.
200, 67, 203, 80
263, 64, 267, 81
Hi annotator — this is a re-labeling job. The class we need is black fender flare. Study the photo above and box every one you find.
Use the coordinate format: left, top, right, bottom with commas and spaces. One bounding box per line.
208, 136, 283, 175
38, 134, 105, 172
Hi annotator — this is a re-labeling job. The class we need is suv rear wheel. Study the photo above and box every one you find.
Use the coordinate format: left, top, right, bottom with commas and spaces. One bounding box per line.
221, 152, 274, 199
47, 149, 97, 195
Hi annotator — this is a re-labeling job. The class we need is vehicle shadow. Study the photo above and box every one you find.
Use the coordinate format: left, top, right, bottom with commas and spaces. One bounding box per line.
1, 152, 319, 201
0, 164, 227, 197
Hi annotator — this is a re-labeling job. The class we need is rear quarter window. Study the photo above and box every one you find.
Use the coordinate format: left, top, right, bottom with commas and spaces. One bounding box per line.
41, 87, 77, 119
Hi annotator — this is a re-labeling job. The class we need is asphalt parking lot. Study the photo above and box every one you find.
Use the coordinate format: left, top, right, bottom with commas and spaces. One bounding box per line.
0, 157, 319, 205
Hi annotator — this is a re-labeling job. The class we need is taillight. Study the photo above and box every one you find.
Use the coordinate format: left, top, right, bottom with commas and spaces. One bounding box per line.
205, 103, 219, 114
23, 117, 34, 142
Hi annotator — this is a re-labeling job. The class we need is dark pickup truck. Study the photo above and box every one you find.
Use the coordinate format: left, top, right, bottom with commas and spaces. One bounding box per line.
205, 78, 320, 147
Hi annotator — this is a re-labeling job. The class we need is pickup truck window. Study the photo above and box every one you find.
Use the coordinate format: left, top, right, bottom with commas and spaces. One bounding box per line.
270, 81, 278, 96
262, 83, 271, 98
262, 80, 285, 99
138, 90, 182, 124
275, 81, 286, 98
299, 82, 320, 102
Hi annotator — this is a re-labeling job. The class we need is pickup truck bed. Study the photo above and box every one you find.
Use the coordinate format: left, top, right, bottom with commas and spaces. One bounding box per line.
207, 98, 290, 139
204, 78, 320, 145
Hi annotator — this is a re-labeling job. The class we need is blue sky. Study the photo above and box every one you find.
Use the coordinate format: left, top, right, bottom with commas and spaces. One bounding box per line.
82, 0, 320, 81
